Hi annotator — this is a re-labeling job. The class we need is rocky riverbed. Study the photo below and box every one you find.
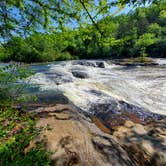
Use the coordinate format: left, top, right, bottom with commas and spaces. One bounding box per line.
28, 59, 166, 115
21, 59, 166, 166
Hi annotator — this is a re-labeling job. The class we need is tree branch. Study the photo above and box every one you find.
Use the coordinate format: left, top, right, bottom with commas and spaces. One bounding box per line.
79, 0, 104, 37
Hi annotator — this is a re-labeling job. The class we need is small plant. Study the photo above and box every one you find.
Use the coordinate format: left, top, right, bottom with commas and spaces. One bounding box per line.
135, 33, 157, 61
0, 64, 51, 165
0, 108, 50, 166
0, 63, 33, 108
140, 47, 148, 62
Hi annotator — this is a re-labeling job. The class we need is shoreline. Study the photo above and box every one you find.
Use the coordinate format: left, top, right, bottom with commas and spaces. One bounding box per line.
1, 57, 166, 67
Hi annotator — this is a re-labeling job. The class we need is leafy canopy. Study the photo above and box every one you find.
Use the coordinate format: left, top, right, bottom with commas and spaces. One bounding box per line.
0, 0, 155, 40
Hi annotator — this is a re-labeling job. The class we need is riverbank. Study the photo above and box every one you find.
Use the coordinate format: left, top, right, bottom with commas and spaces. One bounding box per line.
26, 59, 166, 165
14, 90, 165, 166
1, 57, 166, 67
112, 57, 158, 66
24, 98, 166, 166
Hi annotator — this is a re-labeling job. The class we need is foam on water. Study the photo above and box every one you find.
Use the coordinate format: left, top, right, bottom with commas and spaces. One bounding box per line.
28, 60, 166, 115
154, 58, 166, 66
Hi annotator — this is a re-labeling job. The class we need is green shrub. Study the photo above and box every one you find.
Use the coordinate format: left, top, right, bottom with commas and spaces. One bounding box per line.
56, 51, 73, 61
0, 64, 33, 107
0, 65, 51, 166
0, 108, 50, 166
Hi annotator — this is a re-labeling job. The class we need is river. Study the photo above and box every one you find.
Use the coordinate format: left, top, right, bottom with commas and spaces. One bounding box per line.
27, 59, 166, 117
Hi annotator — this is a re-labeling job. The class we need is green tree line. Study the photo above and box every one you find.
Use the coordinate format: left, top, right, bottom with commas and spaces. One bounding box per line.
0, 0, 165, 62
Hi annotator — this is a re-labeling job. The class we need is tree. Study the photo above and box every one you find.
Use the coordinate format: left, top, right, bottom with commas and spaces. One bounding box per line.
135, 33, 157, 59
1, 0, 164, 62
0, 0, 155, 41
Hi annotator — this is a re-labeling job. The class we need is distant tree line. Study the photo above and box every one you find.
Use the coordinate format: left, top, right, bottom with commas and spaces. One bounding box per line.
0, 0, 165, 62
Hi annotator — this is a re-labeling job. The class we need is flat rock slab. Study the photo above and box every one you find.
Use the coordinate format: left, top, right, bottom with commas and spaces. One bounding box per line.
112, 58, 158, 66
25, 103, 166, 166
28, 104, 135, 166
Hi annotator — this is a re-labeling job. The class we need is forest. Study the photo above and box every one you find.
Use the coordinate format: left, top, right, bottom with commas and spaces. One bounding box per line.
0, 0, 165, 63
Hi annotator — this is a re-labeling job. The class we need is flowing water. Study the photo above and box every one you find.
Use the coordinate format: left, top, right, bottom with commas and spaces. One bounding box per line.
27, 59, 166, 117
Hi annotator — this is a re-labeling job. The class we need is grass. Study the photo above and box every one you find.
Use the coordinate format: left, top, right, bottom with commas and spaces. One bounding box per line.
0, 108, 51, 166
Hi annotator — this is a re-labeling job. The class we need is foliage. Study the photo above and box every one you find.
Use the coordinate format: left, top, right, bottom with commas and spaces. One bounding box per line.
135, 33, 157, 58
0, 108, 50, 166
1, 34, 73, 62
0, 64, 50, 165
0, 0, 151, 40
0, 64, 34, 107
0, 0, 165, 62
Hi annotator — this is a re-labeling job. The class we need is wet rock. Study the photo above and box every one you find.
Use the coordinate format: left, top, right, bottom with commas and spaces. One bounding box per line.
36, 90, 69, 104
112, 58, 158, 66
73, 60, 106, 68
96, 61, 105, 68
73, 61, 97, 67
90, 99, 164, 132
72, 71, 89, 79
89, 90, 104, 96
91, 116, 111, 134
44, 71, 73, 84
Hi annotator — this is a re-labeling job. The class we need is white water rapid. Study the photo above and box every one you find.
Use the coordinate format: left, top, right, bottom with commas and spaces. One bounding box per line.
28, 59, 166, 116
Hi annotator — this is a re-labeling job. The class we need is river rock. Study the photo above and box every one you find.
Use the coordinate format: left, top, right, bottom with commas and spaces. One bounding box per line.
96, 61, 105, 68
112, 58, 158, 66
72, 71, 89, 79
73, 60, 106, 68
90, 99, 163, 131
44, 70, 74, 84
73, 61, 97, 67
36, 90, 69, 104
